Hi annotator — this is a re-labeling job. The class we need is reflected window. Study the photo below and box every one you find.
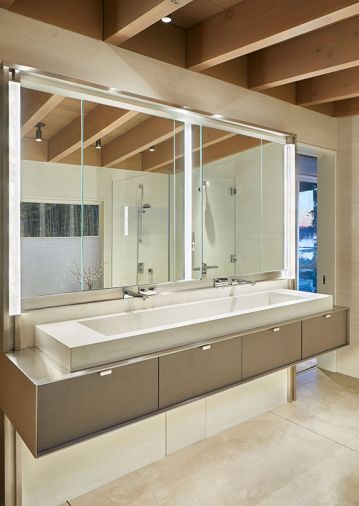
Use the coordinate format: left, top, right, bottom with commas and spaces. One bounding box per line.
297, 155, 318, 293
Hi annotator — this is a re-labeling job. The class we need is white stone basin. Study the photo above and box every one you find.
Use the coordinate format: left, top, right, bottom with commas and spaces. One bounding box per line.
35, 288, 333, 372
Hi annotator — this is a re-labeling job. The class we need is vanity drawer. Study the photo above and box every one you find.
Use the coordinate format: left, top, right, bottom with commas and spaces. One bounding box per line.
242, 322, 301, 380
302, 308, 349, 359
159, 337, 242, 409
37, 358, 158, 453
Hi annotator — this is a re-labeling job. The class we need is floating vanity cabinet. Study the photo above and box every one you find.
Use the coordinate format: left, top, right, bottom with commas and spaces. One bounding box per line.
242, 322, 302, 380
302, 307, 349, 359
0, 352, 158, 456
159, 337, 242, 409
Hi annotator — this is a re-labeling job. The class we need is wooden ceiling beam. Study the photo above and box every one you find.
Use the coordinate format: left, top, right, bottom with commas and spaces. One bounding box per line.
21, 89, 65, 137
187, 0, 359, 71
0, 0, 16, 8
101, 116, 181, 168
248, 16, 359, 90
48, 105, 138, 163
143, 128, 235, 172
333, 97, 359, 116
104, 0, 194, 45
296, 67, 359, 106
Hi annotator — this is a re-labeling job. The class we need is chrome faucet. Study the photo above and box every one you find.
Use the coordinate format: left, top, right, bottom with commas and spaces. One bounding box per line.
229, 276, 256, 286
124, 286, 158, 300
213, 276, 256, 287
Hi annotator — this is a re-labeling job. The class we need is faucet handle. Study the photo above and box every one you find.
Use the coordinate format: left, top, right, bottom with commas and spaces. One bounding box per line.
213, 277, 229, 287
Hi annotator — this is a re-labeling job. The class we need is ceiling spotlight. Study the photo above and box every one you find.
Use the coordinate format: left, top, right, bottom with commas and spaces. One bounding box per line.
161, 14, 172, 23
35, 122, 45, 142
95, 139, 102, 149
149, 145, 156, 152
212, 113, 223, 120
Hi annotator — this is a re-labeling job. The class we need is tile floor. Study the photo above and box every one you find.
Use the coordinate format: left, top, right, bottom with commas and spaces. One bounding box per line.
68, 368, 359, 506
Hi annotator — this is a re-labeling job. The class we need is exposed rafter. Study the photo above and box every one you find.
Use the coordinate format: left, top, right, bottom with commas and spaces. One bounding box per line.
248, 16, 359, 90
104, 0, 194, 45
296, 67, 359, 106
187, 0, 359, 71
101, 116, 181, 168
334, 97, 359, 117
48, 105, 138, 163
21, 89, 65, 137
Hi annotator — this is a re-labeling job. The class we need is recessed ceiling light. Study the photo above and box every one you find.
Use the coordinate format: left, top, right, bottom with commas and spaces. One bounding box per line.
182, 105, 191, 110
35, 122, 45, 142
149, 145, 156, 152
161, 14, 172, 23
212, 114, 223, 120
95, 139, 102, 149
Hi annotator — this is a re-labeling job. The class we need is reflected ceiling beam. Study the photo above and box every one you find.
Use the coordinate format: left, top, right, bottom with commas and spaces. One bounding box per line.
104, 0, 194, 45
333, 97, 359, 116
187, 0, 359, 71
153, 135, 261, 173
248, 16, 359, 90
296, 67, 359, 106
21, 89, 65, 137
102, 116, 182, 168
143, 128, 235, 172
48, 105, 138, 163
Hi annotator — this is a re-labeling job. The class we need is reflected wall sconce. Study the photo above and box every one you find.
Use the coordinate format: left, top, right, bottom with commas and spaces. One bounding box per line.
95, 139, 102, 149
35, 122, 45, 142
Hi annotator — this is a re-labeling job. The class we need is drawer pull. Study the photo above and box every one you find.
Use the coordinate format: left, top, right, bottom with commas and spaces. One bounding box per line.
324, 314, 332, 319
99, 369, 112, 376
202, 345, 211, 351
273, 327, 280, 333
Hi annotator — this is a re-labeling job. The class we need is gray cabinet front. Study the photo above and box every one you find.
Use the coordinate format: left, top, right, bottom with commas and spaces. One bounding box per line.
242, 322, 302, 379
37, 358, 158, 453
302, 308, 349, 359
159, 337, 242, 409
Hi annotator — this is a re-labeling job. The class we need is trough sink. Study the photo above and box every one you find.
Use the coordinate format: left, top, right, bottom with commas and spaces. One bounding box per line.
35, 288, 333, 372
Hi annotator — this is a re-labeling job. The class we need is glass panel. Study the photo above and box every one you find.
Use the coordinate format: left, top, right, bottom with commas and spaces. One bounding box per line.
81, 101, 184, 290
191, 124, 203, 280
261, 142, 285, 273
20, 89, 83, 297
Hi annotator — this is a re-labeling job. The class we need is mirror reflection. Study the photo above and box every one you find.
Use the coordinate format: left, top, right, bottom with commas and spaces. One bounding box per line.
192, 126, 285, 279
21, 89, 184, 297
20, 84, 287, 302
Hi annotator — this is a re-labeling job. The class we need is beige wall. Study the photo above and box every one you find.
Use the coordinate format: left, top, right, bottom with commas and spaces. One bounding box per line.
336, 115, 359, 377
0, 8, 337, 151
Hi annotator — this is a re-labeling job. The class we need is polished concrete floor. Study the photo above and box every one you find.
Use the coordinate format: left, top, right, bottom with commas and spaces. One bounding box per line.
69, 369, 359, 506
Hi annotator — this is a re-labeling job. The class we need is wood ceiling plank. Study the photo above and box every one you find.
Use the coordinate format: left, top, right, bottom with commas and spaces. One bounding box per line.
48, 105, 138, 163
248, 15, 359, 90
122, 22, 186, 67
10, 0, 103, 39
334, 97, 359, 116
187, 0, 359, 71
0, 0, 16, 8
21, 89, 65, 137
296, 67, 359, 106
104, 0, 194, 45
101, 116, 181, 168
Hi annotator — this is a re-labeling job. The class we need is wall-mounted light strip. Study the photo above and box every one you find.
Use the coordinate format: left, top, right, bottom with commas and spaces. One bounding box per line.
284, 143, 296, 280
8, 80, 21, 316
184, 121, 193, 280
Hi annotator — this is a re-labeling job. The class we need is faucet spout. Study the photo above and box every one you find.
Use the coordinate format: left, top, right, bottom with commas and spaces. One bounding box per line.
124, 286, 158, 300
